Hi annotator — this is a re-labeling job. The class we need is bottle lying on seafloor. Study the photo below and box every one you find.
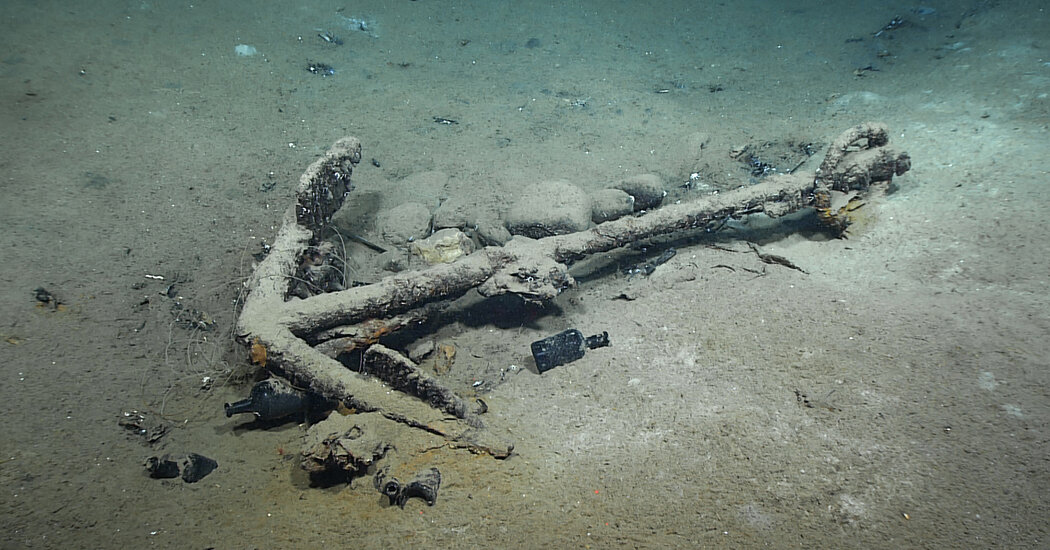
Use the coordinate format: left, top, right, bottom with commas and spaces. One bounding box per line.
224, 378, 334, 421
530, 329, 610, 373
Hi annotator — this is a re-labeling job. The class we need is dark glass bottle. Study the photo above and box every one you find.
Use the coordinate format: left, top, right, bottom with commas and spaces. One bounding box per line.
224, 378, 329, 420
530, 329, 610, 373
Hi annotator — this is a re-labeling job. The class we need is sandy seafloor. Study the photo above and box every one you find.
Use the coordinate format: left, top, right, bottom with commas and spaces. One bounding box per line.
1, 0, 1049, 548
